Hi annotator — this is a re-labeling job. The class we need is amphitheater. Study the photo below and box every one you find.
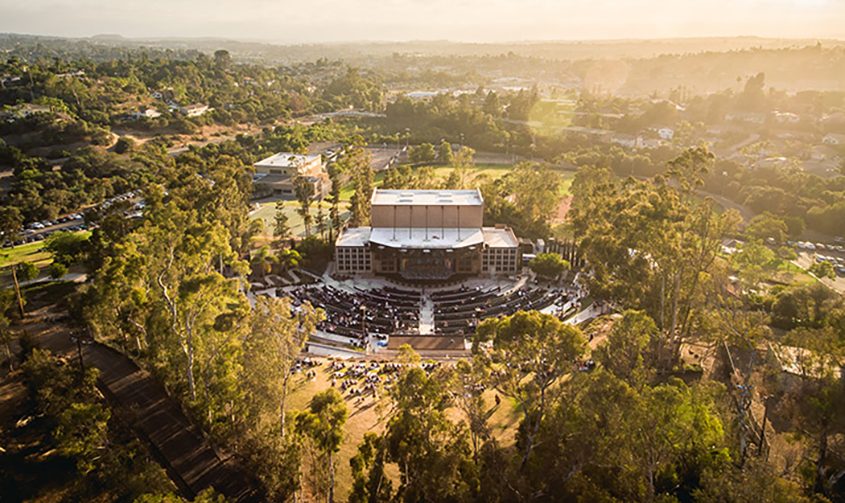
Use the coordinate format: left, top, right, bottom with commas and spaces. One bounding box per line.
255, 189, 589, 356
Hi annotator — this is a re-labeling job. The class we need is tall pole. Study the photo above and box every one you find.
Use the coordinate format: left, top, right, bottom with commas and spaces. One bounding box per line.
11, 264, 25, 319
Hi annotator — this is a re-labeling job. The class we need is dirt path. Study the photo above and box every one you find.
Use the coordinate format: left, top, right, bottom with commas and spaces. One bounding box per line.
23, 306, 262, 502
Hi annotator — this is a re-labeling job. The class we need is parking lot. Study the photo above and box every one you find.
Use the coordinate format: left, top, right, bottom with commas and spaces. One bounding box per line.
790, 240, 845, 277
2, 190, 143, 248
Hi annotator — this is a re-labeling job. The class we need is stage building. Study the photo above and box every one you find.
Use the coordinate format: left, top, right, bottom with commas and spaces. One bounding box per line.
335, 189, 520, 280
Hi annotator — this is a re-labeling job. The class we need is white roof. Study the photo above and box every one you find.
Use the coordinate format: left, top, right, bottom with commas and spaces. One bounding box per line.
482, 227, 519, 248
336, 225, 520, 250
254, 152, 321, 168
370, 227, 484, 249
336, 227, 371, 247
371, 189, 482, 207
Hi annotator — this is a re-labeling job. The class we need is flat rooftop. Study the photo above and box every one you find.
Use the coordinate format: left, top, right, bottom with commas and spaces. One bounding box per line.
336, 225, 520, 250
335, 226, 371, 248
371, 189, 483, 207
369, 227, 484, 249
254, 152, 321, 168
482, 227, 519, 248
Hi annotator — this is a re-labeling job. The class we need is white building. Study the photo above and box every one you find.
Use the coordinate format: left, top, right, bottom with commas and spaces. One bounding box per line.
335, 189, 521, 280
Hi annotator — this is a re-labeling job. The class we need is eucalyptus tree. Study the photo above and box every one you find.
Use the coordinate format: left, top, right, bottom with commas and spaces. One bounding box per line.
474, 310, 587, 470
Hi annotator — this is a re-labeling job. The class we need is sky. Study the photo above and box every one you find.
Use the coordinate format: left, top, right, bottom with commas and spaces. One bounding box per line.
0, 0, 843, 43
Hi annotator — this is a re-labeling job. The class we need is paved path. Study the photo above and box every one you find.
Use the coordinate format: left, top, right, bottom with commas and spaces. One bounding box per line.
419, 294, 434, 335
27, 308, 262, 502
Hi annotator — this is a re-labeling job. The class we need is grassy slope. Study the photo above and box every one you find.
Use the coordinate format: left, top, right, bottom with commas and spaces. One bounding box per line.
284, 359, 520, 501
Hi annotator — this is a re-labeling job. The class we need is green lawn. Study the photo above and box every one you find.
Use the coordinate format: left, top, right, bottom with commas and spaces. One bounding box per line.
428, 163, 515, 181
416, 164, 574, 197
251, 200, 350, 242
337, 171, 387, 202
0, 240, 52, 269
774, 259, 816, 286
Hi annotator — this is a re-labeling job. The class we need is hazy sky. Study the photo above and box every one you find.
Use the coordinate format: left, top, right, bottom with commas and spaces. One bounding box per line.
1, 0, 843, 42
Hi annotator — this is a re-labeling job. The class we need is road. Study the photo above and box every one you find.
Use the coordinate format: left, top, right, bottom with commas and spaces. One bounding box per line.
794, 251, 845, 294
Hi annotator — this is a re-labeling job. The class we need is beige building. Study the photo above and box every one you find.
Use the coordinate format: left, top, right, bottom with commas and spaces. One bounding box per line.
253, 152, 330, 199
335, 189, 520, 280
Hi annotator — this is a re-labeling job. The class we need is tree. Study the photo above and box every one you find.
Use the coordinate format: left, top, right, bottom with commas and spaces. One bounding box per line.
250, 246, 277, 278
531, 370, 728, 500
569, 149, 739, 368
45, 230, 90, 266
274, 201, 290, 241
694, 459, 813, 503
277, 248, 302, 275
213, 49, 231, 69
770, 282, 841, 330
382, 354, 478, 502
444, 146, 475, 189
113, 136, 135, 154
3, 261, 38, 320
777, 327, 845, 497
48, 262, 69, 279
0, 289, 16, 370
438, 140, 454, 165
316, 204, 326, 239
483, 162, 562, 238
474, 311, 587, 469
528, 252, 570, 279
594, 309, 659, 386
0, 205, 23, 244
745, 212, 788, 245
349, 433, 394, 503
326, 164, 342, 242
809, 260, 836, 280
18, 262, 39, 282
343, 147, 373, 227
244, 296, 321, 433
294, 388, 348, 503
732, 240, 778, 291
294, 178, 315, 237
55, 401, 111, 475
409, 143, 436, 164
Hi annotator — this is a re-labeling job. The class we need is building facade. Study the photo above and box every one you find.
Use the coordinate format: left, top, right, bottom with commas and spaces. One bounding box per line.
335, 189, 521, 279
253, 152, 330, 199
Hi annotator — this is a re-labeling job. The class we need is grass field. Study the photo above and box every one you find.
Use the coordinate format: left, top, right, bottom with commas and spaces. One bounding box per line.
0, 230, 93, 270
0, 241, 52, 269
423, 164, 574, 197
250, 200, 348, 242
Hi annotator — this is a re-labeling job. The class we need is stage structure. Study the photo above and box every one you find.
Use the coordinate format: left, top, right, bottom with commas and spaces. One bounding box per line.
335, 189, 520, 280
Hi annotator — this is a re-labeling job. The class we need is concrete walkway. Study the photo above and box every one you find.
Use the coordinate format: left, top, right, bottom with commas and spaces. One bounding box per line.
419, 294, 434, 335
